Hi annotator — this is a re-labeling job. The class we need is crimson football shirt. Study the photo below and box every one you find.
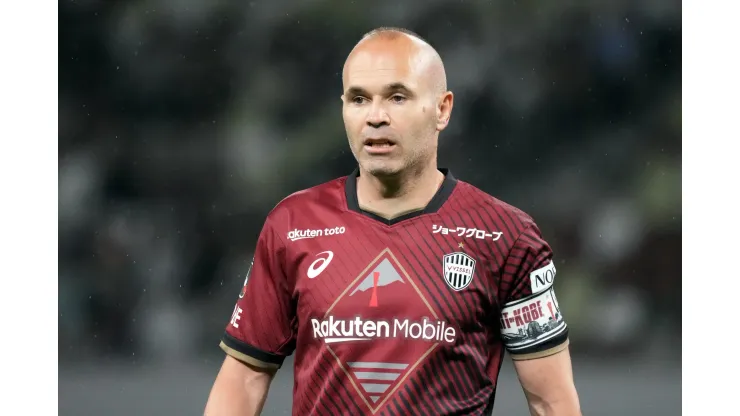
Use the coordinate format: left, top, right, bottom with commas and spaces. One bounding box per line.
220, 168, 570, 416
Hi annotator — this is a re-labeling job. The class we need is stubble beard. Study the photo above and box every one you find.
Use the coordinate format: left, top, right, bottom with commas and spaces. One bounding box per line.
350, 122, 438, 180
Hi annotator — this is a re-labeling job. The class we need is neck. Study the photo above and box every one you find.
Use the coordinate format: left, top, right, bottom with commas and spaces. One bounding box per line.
356, 158, 444, 220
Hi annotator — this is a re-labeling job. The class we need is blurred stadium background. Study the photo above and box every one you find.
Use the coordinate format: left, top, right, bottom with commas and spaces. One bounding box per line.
58, 0, 681, 414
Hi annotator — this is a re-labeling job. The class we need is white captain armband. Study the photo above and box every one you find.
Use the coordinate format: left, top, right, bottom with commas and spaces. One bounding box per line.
499, 287, 568, 353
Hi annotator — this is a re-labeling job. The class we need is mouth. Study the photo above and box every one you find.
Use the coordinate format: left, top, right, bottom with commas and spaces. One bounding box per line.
363, 138, 396, 149
363, 138, 396, 155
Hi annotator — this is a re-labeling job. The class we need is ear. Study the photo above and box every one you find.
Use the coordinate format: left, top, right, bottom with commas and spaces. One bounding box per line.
436, 91, 454, 132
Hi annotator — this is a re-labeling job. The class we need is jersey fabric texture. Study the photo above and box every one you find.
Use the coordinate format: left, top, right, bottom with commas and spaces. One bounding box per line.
220, 168, 570, 416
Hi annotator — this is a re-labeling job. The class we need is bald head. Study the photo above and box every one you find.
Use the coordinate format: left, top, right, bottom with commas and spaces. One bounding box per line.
340, 27, 454, 180
343, 27, 448, 96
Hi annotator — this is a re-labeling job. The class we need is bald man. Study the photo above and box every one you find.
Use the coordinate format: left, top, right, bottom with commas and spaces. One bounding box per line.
205, 27, 581, 416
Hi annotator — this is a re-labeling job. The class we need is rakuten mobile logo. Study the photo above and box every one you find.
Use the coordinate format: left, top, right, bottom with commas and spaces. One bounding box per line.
287, 226, 346, 242
321, 249, 457, 413
311, 316, 456, 344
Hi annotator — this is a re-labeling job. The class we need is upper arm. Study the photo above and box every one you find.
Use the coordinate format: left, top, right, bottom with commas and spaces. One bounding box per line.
513, 347, 580, 415
499, 224, 569, 360
220, 215, 296, 370
205, 355, 276, 416
498, 223, 580, 413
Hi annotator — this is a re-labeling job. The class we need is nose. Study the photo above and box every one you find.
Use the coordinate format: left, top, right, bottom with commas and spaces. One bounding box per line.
366, 99, 390, 128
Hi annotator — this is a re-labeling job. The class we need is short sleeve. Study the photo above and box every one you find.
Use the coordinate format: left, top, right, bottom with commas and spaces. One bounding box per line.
499, 224, 569, 361
219, 217, 296, 369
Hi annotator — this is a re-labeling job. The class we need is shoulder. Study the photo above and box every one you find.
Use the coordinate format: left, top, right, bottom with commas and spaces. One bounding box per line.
264, 175, 348, 226
450, 179, 538, 235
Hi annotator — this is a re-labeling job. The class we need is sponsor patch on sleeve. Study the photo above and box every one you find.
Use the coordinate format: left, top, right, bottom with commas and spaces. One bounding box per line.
529, 260, 556, 293
499, 287, 567, 352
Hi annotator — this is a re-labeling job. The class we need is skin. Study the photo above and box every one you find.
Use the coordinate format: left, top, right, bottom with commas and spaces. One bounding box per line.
204, 30, 582, 416
515, 349, 582, 415
341, 31, 453, 219
204, 355, 274, 416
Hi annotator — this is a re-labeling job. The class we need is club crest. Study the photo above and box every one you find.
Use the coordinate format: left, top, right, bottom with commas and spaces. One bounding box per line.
443, 252, 475, 291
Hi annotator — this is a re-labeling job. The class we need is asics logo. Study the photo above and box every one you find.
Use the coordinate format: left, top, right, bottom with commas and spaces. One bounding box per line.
307, 251, 334, 279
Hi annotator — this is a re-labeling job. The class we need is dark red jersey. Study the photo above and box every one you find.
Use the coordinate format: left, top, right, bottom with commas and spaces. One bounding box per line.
221, 168, 570, 416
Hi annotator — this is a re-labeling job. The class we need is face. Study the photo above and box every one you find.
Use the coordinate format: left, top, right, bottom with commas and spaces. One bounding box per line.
341, 38, 453, 178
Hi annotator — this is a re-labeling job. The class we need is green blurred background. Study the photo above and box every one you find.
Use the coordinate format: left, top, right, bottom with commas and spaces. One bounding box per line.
58, 0, 681, 414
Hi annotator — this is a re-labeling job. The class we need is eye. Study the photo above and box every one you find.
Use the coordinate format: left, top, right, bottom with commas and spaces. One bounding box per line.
351, 96, 367, 105
390, 94, 407, 104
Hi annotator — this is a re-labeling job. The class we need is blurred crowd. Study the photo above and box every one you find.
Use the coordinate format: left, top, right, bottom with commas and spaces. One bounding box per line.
58, 0, 681, 364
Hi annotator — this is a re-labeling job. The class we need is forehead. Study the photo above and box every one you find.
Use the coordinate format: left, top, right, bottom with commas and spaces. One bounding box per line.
343, 41, 428, 90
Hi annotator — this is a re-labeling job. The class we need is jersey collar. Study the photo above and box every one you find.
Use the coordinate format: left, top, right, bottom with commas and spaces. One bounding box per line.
344, 167, 458, 226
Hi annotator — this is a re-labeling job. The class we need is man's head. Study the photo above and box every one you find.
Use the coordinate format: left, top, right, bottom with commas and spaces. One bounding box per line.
341, 27, 453, 178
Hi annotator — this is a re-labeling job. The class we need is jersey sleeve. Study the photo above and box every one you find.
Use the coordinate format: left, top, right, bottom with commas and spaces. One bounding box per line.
219, 217, 296, 370
499, 224, 569, 361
